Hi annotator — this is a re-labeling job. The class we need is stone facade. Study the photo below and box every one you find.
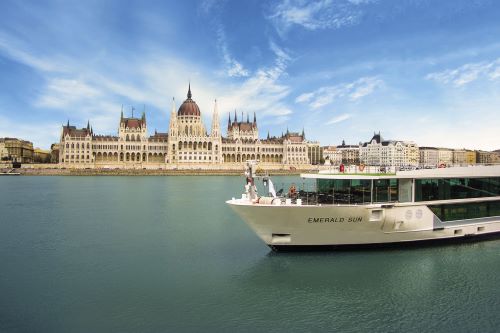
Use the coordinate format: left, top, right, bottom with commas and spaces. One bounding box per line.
419, 147, 439, 167
59, 86, 313, 168
336, 140, 360, 165
452, 149, 476, 165
437, 148, 453, 166
359, 133, 419, 167
0, 137, 34, 163
322, 146, 343, 166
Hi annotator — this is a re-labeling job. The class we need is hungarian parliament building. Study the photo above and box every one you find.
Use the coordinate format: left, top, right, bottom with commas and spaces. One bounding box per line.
59, 85, 320, 168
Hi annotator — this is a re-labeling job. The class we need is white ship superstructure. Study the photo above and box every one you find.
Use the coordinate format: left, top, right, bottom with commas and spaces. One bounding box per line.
227, 162, 500, 251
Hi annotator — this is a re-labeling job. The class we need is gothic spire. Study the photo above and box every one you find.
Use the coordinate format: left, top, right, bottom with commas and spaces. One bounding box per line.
187, 82, 192, 99
171, 97, 176, 115
267, 131, 270, 139
66, 119, 69, 127
234, 110, 237, 122
121, 105, 123, 120
253, 112, 256, 124
302, 127, 305, 138
87, 120, 90, 130
228, 113, 231, 128
247, 112, 249, 123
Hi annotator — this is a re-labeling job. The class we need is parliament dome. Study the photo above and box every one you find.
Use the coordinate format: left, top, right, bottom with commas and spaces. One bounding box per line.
177, 84, 201, 117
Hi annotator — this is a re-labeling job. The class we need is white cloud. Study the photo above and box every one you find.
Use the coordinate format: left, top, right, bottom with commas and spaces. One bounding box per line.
1, 31, 295, 143
327, 113, 351, 124
36, 78, 101, 108
268, 0, 374, 35
426, 58, 500, 87
215, 24, 249, 78
296, 76, 383, 109
0, 33, 69, 73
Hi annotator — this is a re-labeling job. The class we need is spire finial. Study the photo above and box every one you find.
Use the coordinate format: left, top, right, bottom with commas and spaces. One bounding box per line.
247, 113, 249, 123
187, 82, 192, 99
253, 112, 256, 124
228, 112, 231, 128
67, 119, 69, 127
234, 110, 237, 122
87, 120, 90, 130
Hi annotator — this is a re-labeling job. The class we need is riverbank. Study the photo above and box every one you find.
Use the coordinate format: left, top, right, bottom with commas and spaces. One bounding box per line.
12, 168, 315, 176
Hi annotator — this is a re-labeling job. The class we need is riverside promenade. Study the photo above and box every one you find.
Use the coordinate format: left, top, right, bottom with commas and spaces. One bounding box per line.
1, 163, 320, 176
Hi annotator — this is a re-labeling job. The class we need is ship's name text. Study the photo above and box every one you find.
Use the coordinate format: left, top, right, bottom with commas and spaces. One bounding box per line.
307, 217, 363, 223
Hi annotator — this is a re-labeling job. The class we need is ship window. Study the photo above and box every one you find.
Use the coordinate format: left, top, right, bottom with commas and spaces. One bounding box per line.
373, 179, 398, 203
316, 179, 372, 204
429, 200, 500, 222
415, 177, 500, 201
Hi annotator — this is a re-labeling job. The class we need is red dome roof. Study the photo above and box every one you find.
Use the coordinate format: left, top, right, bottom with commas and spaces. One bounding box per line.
178, 84, 201, 116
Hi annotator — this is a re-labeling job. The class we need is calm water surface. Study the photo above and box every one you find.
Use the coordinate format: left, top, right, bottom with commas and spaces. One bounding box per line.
1, 176, 500, 333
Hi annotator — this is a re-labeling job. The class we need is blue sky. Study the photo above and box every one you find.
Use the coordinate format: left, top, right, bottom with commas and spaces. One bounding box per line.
0, 0, 499, 150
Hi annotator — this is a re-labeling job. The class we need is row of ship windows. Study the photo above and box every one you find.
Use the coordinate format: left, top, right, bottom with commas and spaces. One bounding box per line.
429, 201, 500, 222
415, 178, 500, 201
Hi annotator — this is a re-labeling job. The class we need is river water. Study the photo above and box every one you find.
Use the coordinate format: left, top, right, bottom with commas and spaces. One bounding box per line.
1, 176, 500, 332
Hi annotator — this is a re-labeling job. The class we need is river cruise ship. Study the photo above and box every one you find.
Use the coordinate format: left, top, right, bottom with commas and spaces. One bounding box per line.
227, 162, 500, 251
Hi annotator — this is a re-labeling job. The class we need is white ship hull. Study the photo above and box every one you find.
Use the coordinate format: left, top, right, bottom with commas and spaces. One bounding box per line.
227, 199, 500, 250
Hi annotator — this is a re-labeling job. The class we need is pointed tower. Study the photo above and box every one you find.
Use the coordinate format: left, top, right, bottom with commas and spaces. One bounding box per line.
227, 113, 231, 129
211, 99, 220, 138
253, 112, 256, 126
246, 113, 249, 123
169, 97, 177, 138
87, 120, 90, 130
234, 110, 237, 123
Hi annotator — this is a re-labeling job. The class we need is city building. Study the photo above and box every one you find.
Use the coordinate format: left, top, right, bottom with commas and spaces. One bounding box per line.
0, 140, 8, 161
336, 140, 360, 165
437, 148, 453, 166
307, 141, 322, 165
453, 149, 476, 165
33, 148, 51, 163
359, 132, 419, 167
419, 147, 439, 167
322, 146, 343, 166
59, 85, 313, 168
0, 137, 34, 163
476, 150, 496, 164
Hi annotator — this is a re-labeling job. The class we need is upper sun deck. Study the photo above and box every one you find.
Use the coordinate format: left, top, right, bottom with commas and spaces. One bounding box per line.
301, 165, 500, 180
